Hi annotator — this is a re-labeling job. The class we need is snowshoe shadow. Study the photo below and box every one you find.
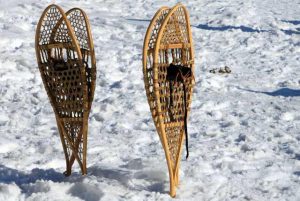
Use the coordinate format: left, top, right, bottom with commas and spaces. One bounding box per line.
121, 158, 168, 193
0, 165, 83, 196
88, 166, 131, 188
88, 159, 168, 194
120, 158, 144, 170
68, 182, 104, 201
132, 169, 168, 194
0, 165, 65, 186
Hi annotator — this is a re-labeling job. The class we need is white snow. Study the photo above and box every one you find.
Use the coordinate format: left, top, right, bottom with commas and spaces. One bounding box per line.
0, 0, 300, 200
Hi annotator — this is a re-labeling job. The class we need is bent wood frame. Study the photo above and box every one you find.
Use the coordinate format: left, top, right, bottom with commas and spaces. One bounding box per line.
35, 4, 96, 176
143, 3, 194, 197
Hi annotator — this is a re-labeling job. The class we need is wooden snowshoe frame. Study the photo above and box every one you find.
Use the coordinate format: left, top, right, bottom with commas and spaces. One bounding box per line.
142, 3, 194, 197
35, 4, 96, 176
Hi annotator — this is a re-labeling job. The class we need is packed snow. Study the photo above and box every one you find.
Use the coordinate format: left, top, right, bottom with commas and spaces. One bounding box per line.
0, 0, 300, 200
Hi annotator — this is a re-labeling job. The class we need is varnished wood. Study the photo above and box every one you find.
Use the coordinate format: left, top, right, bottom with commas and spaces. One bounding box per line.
143, 3, 195, 197
35, 4, 96, 176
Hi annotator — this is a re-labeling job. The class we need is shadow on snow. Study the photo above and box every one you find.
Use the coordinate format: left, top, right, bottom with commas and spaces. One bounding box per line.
0, 165, 65, 186
126, 19, 300, 35
238, 87, 300, 97
0, 158, 168, 196
194, 23, 300, 35
126, 18, 151, 22
88, 162, 168, 194
193, 23, 269, 33
280, 29, 300, 35
281, 20, 300, 25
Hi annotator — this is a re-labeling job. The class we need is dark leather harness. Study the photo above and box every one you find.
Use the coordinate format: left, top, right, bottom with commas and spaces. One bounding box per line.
166, 63, 193, 159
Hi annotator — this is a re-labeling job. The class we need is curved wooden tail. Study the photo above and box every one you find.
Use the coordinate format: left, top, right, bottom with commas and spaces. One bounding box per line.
143, 3, 194, 197
35, 4, 95, 176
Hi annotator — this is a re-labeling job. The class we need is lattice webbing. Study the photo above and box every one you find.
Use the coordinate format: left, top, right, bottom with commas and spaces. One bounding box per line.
67, 8, 95, 109
143, 4, 194, 197
39, 7, 63, 45
156, 8, 194, 167
36, 4, 96, 176
67, 9, 89, 50
145, 8, 170, 130
63, 120, 83, 159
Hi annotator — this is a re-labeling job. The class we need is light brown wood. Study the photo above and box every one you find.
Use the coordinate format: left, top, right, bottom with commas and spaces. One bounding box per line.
143, 3, 195, 197
35, 4, 96, 176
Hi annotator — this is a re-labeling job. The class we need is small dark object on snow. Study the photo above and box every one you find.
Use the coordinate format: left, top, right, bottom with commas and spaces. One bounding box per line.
209, 66, 232, 74
224, 66, 231, 73
209, 68, 218, 73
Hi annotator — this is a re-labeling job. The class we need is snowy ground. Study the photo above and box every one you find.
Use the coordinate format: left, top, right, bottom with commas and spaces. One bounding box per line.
0, 0, 300, 200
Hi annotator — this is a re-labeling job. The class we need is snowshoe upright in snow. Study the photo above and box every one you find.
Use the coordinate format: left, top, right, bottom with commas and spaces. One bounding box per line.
35, 4, 96, 176
142, 3, 195, 197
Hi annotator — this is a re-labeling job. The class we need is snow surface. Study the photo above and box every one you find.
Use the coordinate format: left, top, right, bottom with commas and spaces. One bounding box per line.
0, 0, 300, 200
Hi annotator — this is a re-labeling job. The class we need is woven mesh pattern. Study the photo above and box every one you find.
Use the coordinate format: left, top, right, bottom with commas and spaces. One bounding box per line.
40, 60, 84, 118
38, 6, 63, 45
38, 7, 85, 119
66, 8, 96, 109
36, 5, 95, 175
63, 120, 83, 160
161, 7, 189, 45
66, 10, 89, 49
144, 5, 194, 169
158, 8, 193, 166
144, 8, 170, 132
